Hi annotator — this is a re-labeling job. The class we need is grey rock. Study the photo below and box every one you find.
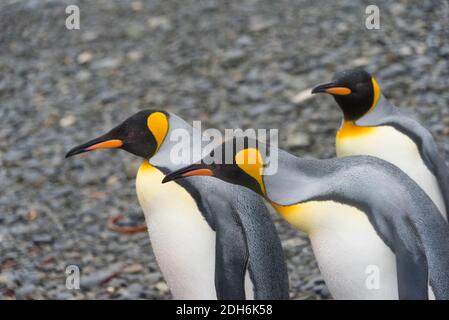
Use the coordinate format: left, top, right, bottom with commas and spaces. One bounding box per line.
32, 234, 54, 245
249, 16, 277, 32
80, 264, 123, 289
15, 284, 36, 299
246, 104, 271, 117
55, 291, 75, 300
287, 132, 311, 148
91, 58, 121, 70
220, 49, 247, 68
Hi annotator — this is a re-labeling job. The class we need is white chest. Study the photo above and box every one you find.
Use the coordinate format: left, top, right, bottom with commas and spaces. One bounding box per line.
278, 200, 399, 299
136, 161, 217, 299
337, 125, 447, 220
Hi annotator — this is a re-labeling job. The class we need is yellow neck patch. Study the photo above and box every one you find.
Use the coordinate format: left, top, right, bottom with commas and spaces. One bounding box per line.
271, 202, 314, 233
147, 112, 169, 152
235, 148, 266, 195
138, 159, 156, 173
337, 121, 374, 139
368, 77, 381, 113
272, 200, 368, 234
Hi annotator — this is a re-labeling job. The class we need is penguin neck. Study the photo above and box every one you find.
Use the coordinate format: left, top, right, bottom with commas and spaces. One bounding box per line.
353, 94, 397, 127
263, 149, 337, 206
265, 153, 356, 234
337, 94, 395, 139
148, 113, 203, 173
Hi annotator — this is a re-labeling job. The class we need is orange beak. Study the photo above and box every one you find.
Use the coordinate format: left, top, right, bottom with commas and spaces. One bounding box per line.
66, 137, 124, 158
181, 168, 214, 177
323, 87, 351, 95
311, 82, 352, 96
162, 165, 214, 184
85, 139, 123, 151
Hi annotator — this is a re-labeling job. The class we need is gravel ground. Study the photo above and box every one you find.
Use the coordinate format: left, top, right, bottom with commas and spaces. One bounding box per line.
1, 0, 448, 300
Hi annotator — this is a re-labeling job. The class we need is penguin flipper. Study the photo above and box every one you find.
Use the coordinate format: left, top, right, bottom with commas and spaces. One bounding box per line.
368, 184, 449, 299
420, 135, 449, 222
394, 235, 428, 300
370, 203, 429, 299
207, 195, 249, 300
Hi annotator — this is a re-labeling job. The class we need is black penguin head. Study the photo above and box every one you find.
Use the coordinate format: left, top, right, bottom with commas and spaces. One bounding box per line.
162, 136, 267, 197
312, 68, 380, 121
65, 110, 169, 159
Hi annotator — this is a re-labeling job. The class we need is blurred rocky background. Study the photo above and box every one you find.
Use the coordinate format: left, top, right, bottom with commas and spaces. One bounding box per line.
0, 0, 448, 299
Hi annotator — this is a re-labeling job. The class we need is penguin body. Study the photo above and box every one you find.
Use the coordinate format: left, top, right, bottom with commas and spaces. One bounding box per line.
312, 69, 449, 221
164, 137, 449, 299
66, 111, 289, 300
275, 200, 398, 299
337, 124, 446, 218
136, 161, 257, 299
136, 161, 219, 299
264, 149, 448, 299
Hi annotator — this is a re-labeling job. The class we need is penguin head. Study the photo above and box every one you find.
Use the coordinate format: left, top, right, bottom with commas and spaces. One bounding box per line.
65, 110, 169, 159
162, 137, 267, 197
311, 68, 381, 121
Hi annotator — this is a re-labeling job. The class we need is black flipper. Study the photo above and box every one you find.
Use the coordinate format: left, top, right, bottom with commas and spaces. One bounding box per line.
356, 95, 449, 221
207, 195, 250, 300
393, 229, 428, 300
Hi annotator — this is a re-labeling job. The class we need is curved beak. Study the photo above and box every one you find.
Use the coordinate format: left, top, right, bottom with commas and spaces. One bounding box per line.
65, 135, 123, 158
162, 164, 214, 184
311, 82, 351, 95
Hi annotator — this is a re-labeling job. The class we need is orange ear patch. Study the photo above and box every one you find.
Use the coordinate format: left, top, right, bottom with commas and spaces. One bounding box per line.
368, 77, 381, 112
147, 112, 169, 152
235, 148, 266, 194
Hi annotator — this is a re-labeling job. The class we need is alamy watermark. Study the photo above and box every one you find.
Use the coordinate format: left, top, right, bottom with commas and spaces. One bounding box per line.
365, 5, 380, 30
365, 265, 380, 290
168, 122, 279, 175
65, 265, 80, 290
66, 5, 80, 30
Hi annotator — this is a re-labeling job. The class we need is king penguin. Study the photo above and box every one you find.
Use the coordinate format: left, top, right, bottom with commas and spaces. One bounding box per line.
65, 110, 289, 300
163, 136, 449, 300
311, 68, 449, 222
